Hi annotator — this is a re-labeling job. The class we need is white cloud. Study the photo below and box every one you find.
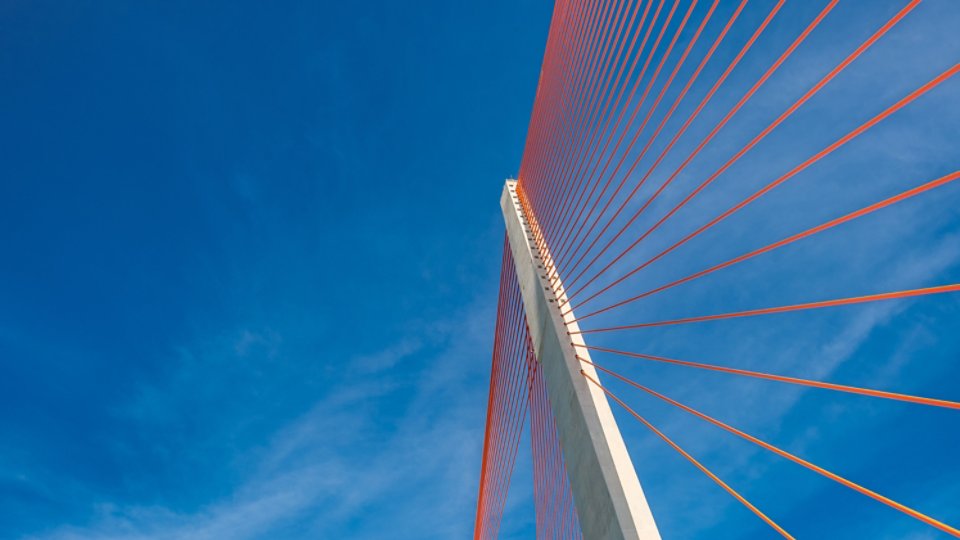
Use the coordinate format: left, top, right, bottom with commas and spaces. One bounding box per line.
25, 293, 497, 540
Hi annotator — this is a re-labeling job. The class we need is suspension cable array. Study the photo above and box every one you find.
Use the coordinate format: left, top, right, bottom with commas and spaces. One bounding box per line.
475, 0, 959, 537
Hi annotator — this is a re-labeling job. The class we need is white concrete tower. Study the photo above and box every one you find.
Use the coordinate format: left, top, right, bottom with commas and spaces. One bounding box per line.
500, 180, 661, 540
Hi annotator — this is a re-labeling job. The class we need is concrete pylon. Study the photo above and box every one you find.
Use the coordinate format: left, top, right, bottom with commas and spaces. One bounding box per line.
500, 180, 661, 540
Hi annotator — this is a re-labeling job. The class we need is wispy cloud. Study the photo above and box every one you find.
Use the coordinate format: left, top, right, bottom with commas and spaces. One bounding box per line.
24, 290, 497, 540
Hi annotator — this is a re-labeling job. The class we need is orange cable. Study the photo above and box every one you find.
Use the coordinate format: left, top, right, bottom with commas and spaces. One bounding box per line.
587, 366, 960, 537
582, 371, 794, 539
573, 284, 960, 333
577, 347, 960, 409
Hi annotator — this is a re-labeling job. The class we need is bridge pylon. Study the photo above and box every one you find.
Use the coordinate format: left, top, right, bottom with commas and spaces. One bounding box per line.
500, 180, 661, 540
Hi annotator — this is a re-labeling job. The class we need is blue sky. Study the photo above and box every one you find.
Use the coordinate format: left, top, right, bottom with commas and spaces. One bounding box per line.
1, 1, 959, 539
0, 1, 550, 538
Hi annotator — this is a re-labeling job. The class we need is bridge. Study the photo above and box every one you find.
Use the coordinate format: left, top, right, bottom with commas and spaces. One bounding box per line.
472, 0, 960, 538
